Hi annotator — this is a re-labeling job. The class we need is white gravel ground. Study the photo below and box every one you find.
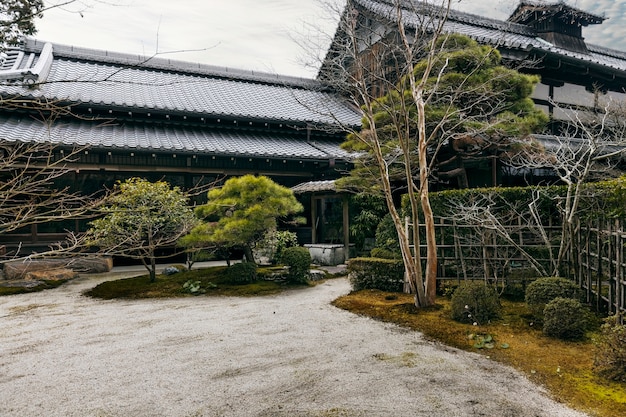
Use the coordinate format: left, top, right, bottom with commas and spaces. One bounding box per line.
0, 268, 590, 417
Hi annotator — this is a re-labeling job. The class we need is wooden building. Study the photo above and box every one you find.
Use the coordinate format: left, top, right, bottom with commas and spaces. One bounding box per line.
0, 39, 361, 250
320, 0, 626, 188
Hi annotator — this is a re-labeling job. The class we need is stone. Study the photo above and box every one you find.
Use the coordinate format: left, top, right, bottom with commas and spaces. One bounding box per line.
3, 257, 112, 280
25, 268, 78, 282
308, 270, 326, 281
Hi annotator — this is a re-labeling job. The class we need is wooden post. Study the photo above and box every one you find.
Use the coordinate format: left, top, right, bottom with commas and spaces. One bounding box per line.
342, 195, 350, 262
311, 197, 317, 244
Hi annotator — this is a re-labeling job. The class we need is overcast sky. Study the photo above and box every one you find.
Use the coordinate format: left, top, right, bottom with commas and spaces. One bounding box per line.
34, 0, 626, 79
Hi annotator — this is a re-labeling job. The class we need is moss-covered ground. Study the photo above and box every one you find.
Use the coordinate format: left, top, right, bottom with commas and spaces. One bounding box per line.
84, 266, 311, 299
332, 289, 626, 417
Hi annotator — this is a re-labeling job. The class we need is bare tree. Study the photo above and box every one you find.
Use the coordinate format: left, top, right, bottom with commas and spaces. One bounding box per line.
511, 93, 626, 275
0, 136, 110, 260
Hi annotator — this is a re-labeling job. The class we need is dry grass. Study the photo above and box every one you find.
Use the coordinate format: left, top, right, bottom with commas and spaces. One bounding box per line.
332, 289, 626, 417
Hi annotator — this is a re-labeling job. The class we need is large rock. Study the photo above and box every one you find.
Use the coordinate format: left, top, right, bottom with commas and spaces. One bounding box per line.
2, 257, 112, 280
25, 268, 78, 282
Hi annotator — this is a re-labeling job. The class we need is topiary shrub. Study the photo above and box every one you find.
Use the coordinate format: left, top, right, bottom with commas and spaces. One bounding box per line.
450, 281, 501, 324
594, 315, 626, 382
225, 262, 258, 284
542, 297, 587, 340
347, 257, 404, 292
525, 277, 582, 320
281, 246, 311, 284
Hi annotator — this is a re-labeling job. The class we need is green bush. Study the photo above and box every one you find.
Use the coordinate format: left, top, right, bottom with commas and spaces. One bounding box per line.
281, 246, 311, 284
450, 281, 501, 324
594, 315, 626, 382
375, 214, 400, 253
370, 247, 400, 259
347, 257, 404, 292
525, 277, 582, 320
225, 262, 258, 284
542, 297, 587, 340
273, 231, 299, 263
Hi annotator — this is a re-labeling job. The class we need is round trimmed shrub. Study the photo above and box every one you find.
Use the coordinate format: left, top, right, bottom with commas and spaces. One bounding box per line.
525, 277, 581, 320
281, 246, 311, 284
225, 262, 258, 284
594, 315, 626, 382
542, 297, 587, 340
450, 282, 501, 324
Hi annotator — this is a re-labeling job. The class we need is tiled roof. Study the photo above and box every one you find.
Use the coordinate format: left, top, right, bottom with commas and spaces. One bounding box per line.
354, 0, 626, 75
0, 114, 352, 160
0, 39, 362, 128
291, 180, 337, 193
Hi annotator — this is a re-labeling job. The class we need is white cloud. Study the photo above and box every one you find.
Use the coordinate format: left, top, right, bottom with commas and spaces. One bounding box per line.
33, 0, 626, 78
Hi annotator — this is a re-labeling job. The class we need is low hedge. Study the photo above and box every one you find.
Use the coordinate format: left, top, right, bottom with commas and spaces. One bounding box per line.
347, 257, 404, 292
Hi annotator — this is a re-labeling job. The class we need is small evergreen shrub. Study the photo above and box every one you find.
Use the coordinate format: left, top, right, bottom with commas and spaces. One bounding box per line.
375, 214, 400, 253
347, 257, 404, 292
594, 315, 626, 382
542, 297, 587, 340
370, 247, 400, 259
281, 246, 311, 284
225, 262, 258, 284
525, 277, 582, 320
450, 282, 501, 324
273, 231, 299, 263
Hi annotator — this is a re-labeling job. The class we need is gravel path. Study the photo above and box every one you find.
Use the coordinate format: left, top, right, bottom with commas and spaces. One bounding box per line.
0, 271, 589, 417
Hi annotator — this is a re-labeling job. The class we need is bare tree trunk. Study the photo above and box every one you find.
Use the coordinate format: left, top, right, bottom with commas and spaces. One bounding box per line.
417, 98, 437, 305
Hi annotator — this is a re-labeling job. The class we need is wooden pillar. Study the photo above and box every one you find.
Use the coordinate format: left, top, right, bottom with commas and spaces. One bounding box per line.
342, 194, 350, 262
311, 196, 318, 244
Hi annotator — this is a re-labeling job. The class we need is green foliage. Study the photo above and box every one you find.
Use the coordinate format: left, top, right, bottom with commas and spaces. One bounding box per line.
87, 178, 198, 282
225, 262, 258, 284
542, 297, 587, 340
347, 257, 404, 292
375, 214, 400, 253
370, 247, 399, 259
182, 279, 212, 295
450, 282, 501, 324
525, 277, 582, 320
1, 0, 44, 51
348, 194, 388, 251
594, 315, 626, 382
186, 175, 303, 261
341, 34, 548, 192
254, 229, 299, 264
281, 246, 311, 284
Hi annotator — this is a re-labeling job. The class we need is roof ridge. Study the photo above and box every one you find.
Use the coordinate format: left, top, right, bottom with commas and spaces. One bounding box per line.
22, 38, 323, 90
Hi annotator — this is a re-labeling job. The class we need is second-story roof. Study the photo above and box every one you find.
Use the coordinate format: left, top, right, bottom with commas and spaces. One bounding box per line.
339, 0, 626, 81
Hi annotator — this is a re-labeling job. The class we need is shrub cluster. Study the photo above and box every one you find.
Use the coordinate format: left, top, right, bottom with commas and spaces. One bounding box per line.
347, 257, 404, 292
450, 282, 501, 324
525, 277, 581, 320
281, 246, 311, 284
542, 297, 587, 340
225, 262, 258, 284
370, 247, 399, 259
594, 315, 626, 382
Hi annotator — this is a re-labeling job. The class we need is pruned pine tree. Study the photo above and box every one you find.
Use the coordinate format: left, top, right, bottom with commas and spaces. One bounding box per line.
311, 0, 547, 307
182, 175, 303, 263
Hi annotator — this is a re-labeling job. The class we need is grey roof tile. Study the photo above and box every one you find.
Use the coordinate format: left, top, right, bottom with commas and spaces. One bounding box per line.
355, 0, 626, 74
0, 40, 362, 128
0, 114, 347, 159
